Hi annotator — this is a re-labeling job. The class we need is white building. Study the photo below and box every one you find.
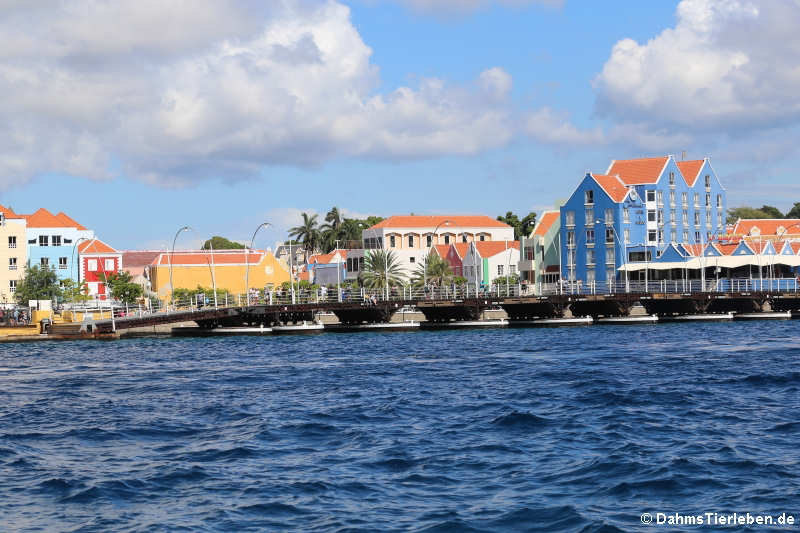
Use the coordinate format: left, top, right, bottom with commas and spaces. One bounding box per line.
362, 215, 514, 278
462, 241, 520, 289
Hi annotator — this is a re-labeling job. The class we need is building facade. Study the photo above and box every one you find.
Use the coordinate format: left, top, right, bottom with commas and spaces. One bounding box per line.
0, 206, 27, 304
528, 210, 561, 289
22, 208, 94, 282
78, 238, 122, 300
363, 215, 514, 278
462, 241, 520, 289
148, 249, 290, 300
559, 156, 727, 285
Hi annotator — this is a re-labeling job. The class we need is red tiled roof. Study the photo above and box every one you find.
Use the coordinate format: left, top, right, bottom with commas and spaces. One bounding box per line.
676, 160, 704, 187
309, 250, 347, 264
153, 250, 265, 266
718, 243, 741, 255
431, 244, 450, 257
370, 215, 511, 230
78, 238, 116, 254
55, 212, 87, 231
791, 242, 800, 254
121, 251, 163, 268
607, 156, 669, 185
473, 240, 520, 258
590, 174, 629, 203
533, 211, 559, 236
732, 219, 800, 237
0, 204, 22, 219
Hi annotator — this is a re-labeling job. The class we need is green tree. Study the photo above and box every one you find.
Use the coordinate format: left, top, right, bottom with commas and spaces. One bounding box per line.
60, 278, 90, 303
99, 271, 143, 304
360, 249, 406, 289
497, 211, 536, 239
726, 206, 774, 224
785, 202, 800, 219
411, 253, 452, 287
14, 264, 62, 304
759, 205, 784, 218
288, 212, 321, 260
201, 236, 244, 250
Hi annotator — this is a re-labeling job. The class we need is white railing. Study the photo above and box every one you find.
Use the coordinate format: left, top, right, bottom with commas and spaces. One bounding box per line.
537, 278, 799, 296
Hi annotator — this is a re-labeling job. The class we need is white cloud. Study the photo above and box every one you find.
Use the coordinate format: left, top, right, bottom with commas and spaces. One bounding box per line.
525, 107, 604, 146
0, 0, 515, 189
594, 0, 800, 131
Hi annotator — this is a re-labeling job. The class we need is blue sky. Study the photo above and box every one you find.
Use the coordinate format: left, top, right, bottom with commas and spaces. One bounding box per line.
3, 0, 800, 250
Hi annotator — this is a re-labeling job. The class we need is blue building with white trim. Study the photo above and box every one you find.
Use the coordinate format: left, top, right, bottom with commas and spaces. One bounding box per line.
559, 156, 727, 285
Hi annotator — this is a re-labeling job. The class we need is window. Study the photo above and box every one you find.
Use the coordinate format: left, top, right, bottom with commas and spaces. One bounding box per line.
706, 210, 712, 227
8, 257, 16, 270
40, 257, 49, 267
88, 259, 97, 271
63, 238, 72, 244
605, 248, 615, 264
705, 174, 711, 187
604, 208, 613, 224
683, 230, 689, 242
670, 229, 677, 242
647, 210, 656, 222
59, 257, 68, 269
607, 268, 616, 282
705, 193, 711, 207
461, 234, 467, 243
509, 265, 516, 274
389, 235, 396, 247
669, 190, 675, 205
565, 211, 575, 226
670, 209, 676, 225
718, 212, 723, 226
623, 207, 630, 224
585, 229, 595, 244
568, 250, 576, 268
648, 230, 657, 243
426, 235, 432, 247
497, 265, 504, 276
408, 235, 414, 247
586, 269, 595, 283
669, 172, 675, 186
28, 238, 35, 245
9, 280, 15, 293
39, 235, 48, 247
717, 194, 722, 208
479, 235, 485, 241
658, 229, 664, 243
646, 190, 656, 202
567, 230, 575, 246
586, 249, 595, 265
694, 193, 700, 207
585, 208, 594, 225
585, 190, 594, 204
694, 211, 700, 226
444, 235, 450, 245
682, 210, 688, 224
624, 228, 630, 243
8, 236, 15, 249
682, 192, 688, 207
51, 235, 61, 247
359, 257, 364, 270
524, 246, 534, 260
605, 228, 614, 244
409, 256, 415, 264
657, 210, 664, 225
695, 231, 701, 242
657, 191, 664, 205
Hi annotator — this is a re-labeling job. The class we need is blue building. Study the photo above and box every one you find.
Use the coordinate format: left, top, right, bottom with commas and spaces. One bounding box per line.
559, 156, 727, 285
23, 208, 95, 283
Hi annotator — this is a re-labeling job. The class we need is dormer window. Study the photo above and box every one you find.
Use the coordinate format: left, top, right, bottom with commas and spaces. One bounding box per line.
585, 190, 594, 204
705, 175, 711, 187
669, 172, 675, 186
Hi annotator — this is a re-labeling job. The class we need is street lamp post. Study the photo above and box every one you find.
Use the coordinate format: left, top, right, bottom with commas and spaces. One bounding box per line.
205, 239, 218, 309
169, 226, 192, 309
245, 222, 271, 306
425, 220, 454, 290
335, 239, 342, 302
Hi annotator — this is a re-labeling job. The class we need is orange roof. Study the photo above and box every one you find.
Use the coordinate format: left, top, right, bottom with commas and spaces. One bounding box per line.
676, 160, 704, 187
452, 242, 470, 259
22, 207, 87, 229
717, 243, 740, 255
369, 215, 511, 230
607, 156, 668, 185
590, 174, 629, 203
55, 212, 87, 231
732, 219, 800, 237
431, 244, 450, 257
309, 250, 347, 264
78, 238, 117, 254
791, 242, 800, 254
0, 204, 22, 219
154, 250, 265, 266
473, 240, 520, 258
533, 211, 560, 236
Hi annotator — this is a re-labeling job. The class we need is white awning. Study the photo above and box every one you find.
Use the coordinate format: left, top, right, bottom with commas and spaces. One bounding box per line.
618, 254, 800, 271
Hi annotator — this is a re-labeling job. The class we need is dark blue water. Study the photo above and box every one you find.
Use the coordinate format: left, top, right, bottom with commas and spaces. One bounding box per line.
1, 323, 799, 532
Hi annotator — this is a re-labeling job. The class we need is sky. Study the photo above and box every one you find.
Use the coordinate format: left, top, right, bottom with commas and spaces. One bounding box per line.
3, 0, 800, 250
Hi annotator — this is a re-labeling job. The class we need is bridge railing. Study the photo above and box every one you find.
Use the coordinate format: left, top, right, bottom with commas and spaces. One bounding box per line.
537, 277, 799, 296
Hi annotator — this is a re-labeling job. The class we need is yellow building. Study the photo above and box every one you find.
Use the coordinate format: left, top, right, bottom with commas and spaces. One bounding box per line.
149, 249, 290, 300
0, 205, 28, 304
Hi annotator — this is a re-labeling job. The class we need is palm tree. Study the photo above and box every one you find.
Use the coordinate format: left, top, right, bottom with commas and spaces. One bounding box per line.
320, 207, 344, 253
360, 249, 405, 289
411, 252, 453, 287
288, 212, 320, 260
